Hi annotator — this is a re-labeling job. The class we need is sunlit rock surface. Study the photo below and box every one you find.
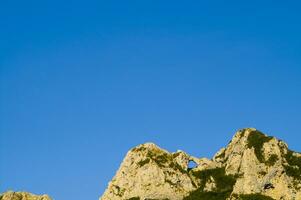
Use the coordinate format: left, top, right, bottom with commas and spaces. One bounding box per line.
101, 128, 301, 200
0, 191, 51, 200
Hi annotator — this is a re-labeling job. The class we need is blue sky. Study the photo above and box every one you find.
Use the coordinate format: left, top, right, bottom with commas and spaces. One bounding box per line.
0, 1, 301, 200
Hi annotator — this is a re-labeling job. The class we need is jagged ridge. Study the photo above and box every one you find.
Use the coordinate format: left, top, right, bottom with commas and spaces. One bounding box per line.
100, 128, 301, 200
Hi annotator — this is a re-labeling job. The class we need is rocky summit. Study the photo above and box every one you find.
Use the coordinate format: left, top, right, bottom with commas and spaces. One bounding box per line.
100, 128, 301, 200
0, 191, 51, 200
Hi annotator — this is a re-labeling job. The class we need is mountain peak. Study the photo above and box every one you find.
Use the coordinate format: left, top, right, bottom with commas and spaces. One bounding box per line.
0, 191, 51, 200
101, 128, 301, 200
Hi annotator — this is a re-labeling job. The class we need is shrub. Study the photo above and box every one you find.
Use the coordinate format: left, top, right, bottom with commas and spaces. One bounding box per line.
234, 194, 275, 200
247, 130, 273, 163
184, 167, 237, 200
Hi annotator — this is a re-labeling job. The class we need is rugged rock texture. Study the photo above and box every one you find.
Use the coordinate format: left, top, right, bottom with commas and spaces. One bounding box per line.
0, 191, 51, 200
100, 128, 301, 200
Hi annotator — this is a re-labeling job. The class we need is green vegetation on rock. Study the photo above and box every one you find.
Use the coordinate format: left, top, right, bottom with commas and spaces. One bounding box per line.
184, 191, 231, 200
266, 154, 278, 166
127, 197, 140, 200
284, 150, 301, 180
126, 198, 169, 200
233, 193, 275, 200
184, 167, 237, 200
247, 130, 273, 163
137, 158, 150, 167
133, 145, 188, 175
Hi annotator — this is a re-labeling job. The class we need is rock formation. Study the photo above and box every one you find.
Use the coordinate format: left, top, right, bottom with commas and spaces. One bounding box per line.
100, 128, 301, 200
0, 191, 51, 200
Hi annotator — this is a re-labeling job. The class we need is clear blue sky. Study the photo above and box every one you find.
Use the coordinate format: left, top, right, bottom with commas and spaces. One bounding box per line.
0, 1, 301, 200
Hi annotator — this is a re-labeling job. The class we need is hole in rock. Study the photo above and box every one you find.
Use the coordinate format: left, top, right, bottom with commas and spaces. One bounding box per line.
188, 160, 198, 170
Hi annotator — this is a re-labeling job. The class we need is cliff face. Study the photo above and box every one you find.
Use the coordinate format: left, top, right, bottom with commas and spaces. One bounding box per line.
0, 191, 51, 200
100, 128, 301, 200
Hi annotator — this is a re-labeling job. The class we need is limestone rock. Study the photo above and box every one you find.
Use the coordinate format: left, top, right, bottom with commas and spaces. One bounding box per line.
0, 191, 51, 200
101, 128, 301, 200
101, 143, 196, 200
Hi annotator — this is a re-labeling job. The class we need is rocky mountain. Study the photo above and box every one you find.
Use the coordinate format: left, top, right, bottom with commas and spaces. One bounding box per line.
0, 191, 51, 200
100, 128, 301, 200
